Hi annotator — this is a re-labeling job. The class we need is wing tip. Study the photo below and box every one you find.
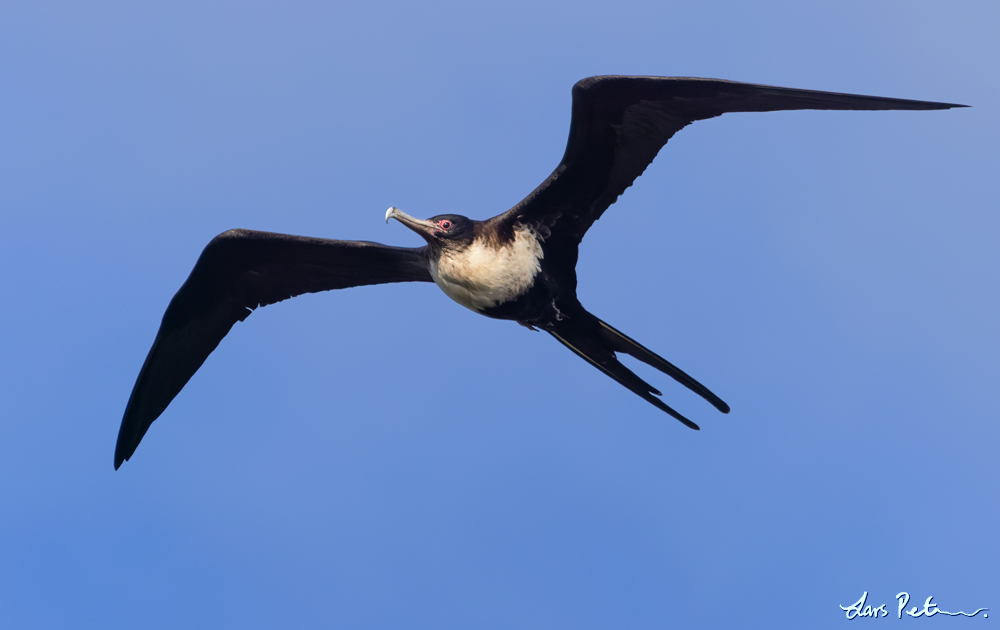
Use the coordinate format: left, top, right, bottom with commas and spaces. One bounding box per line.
114, 406, 144, 471
916, 101, 969, 110
113, 438, 132, 470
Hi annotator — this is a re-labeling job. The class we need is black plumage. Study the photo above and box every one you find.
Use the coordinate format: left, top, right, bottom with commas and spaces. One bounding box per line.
115, 76, 964, 469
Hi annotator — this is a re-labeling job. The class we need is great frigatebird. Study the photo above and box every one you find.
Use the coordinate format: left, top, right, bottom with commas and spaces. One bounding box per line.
114, 76, 964, 469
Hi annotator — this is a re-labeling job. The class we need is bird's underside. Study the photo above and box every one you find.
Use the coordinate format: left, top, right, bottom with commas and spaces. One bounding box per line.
114, 75, 964, 469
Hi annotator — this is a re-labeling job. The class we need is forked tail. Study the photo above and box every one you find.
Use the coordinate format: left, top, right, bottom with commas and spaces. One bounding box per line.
548, 313, 729, 428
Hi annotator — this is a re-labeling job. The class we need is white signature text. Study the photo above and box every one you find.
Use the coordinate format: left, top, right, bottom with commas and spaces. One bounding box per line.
840, 592, 988, 620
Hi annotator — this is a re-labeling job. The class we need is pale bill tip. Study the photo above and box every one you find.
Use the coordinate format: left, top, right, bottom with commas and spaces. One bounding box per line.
385, 206, 399, 223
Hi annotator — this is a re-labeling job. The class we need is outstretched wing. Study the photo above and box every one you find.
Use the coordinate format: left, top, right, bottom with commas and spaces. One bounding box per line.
115, 229, 431, 469
493, 76, 965, 244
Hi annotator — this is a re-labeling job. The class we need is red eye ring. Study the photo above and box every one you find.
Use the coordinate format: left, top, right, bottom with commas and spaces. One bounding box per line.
439, 220, 452, 230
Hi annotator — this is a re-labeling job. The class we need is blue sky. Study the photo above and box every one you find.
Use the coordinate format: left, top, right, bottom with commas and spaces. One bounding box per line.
1, 1, 996, 628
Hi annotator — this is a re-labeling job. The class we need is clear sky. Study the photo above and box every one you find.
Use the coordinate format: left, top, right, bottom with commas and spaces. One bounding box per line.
1, 1, 996, 628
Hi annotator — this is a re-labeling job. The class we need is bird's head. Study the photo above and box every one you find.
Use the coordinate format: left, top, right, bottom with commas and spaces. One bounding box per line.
385, 207, 475, 250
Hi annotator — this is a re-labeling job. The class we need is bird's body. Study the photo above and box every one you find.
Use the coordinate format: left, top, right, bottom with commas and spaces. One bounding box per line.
426, 220, 545, 315
114, 76, 964, 469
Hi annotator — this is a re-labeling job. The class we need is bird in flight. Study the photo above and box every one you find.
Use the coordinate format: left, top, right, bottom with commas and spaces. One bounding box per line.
114, 76, 964, 469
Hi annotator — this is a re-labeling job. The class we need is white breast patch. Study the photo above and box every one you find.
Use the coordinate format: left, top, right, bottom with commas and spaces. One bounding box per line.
429, 226, 544, 312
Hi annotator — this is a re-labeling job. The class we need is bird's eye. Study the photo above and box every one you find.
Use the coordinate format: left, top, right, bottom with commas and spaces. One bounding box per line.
439, 220, 452, 230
